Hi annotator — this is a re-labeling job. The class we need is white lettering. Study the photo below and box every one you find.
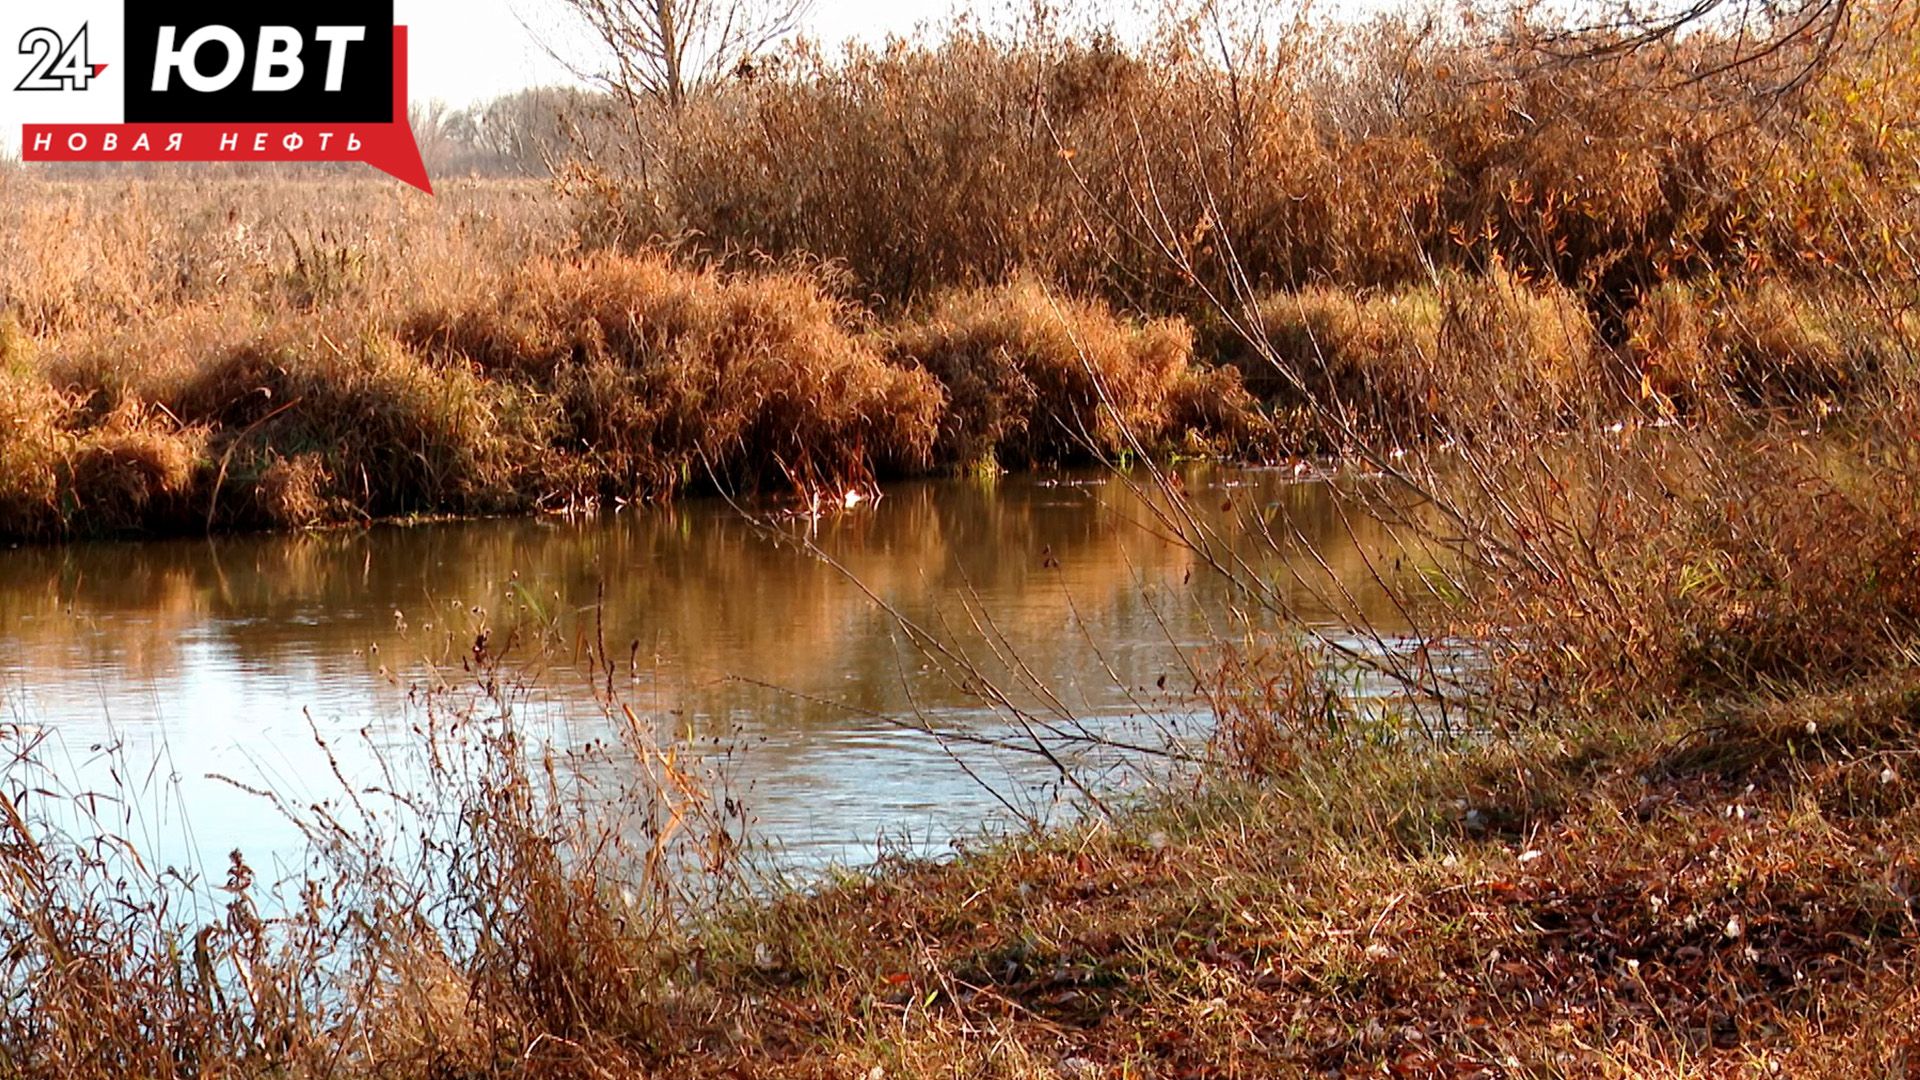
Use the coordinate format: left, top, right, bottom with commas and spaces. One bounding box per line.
253, 27, 305, 92
313, 27, 366, 92
152, 25, 247, 93
218, 132, 239, 152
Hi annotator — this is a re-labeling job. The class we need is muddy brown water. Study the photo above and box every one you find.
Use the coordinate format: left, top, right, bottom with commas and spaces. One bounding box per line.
0, 467, 1412, 876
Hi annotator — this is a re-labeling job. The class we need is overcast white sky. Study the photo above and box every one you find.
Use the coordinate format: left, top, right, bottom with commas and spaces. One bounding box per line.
0, 1, 972, 156
410, 0, 971, 107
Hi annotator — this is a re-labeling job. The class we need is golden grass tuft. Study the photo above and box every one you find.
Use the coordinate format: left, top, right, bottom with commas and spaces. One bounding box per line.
252, 452, 339, 530
1243, 269, 1599, 444
887, 277, 1219, 467
63, 414, 204, 534
407, 254, 947, 498
0, 373, 75, 535
1631, 281, 1917, 415
0, 361, 206, 539
170, 327, 535, 525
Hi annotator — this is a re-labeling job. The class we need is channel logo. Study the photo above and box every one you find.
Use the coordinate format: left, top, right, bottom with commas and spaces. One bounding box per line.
6, 2, 431, 192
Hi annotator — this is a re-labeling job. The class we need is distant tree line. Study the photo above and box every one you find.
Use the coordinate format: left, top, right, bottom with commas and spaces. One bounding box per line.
411, 87, 625, 178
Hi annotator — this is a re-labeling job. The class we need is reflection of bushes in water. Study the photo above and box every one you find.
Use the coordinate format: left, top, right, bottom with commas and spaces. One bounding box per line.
0, 468, 1419, 734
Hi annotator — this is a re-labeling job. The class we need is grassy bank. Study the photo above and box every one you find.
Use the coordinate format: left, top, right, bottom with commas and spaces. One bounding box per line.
661, 687, 1920, 1076
1, 176, 1910, 539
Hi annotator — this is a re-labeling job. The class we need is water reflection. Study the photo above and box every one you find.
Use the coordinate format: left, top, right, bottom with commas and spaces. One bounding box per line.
0, 467, 1410, 871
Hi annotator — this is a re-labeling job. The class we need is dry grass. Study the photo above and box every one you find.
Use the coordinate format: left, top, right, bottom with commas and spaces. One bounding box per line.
0, 636, 751, 1079
405, 254, 946, 499
886, 277, 1252, 468
1235, 268, 1600, 446
1630, 281, 1919, 417
0, 189, 953, 536
1412, 396, 1920, 720
1, 165, 1909, 541
586, 0, 1920, 328
0, 178, 1278, 539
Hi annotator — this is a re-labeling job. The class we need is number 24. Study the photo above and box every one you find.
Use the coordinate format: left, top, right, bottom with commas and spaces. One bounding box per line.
17, 26, 96, 92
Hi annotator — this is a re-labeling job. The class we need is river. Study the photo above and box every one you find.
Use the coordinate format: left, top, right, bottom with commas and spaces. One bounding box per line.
0, 466, 1411, 878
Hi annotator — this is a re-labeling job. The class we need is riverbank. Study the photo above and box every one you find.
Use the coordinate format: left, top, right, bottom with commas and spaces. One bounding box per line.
655, 680, 1920, 1077
9, 659, 1917, 1077
2, 177, 1910, 542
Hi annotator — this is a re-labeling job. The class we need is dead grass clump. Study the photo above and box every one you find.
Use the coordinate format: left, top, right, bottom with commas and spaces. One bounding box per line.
406, 255, 945, 499
1652, 675, 1920, 788
0, 350, 208, 539
1627, 282, 1717, 412
1243, 271, 1599, 445
1205, 636, 1364, 779
252, 452, 338, 529
1241, 286, 1436, 444
1658, 447, 1920, 691
167, 328, 535, 526
381, 727, 663, 1070
888, 279, 1207, 467
1631, 281, 1916, 416
0, 373, 77, 536
279, 657, 756, 1076
62, 414, 205, 535
1457, 419, 1920, 714
1436, 270, 1601, 424
1166, 364, 1274, 458
0, 631, 757, 1078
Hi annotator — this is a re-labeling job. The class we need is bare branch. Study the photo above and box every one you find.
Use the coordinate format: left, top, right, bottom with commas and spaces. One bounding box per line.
549, 0, 813, 113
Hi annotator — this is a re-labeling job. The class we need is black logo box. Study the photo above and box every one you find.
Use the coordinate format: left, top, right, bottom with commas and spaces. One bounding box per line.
123, 1, 395, 123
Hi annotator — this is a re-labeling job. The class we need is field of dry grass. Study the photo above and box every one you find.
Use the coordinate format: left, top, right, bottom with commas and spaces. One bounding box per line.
0, 172, 1908, 540
0, 176, 1276, 539
6, 0, 1919, 539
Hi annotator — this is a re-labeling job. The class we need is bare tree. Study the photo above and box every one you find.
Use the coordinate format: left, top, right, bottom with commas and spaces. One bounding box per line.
1533, 0, 1857, 95
552, 0, 813, 112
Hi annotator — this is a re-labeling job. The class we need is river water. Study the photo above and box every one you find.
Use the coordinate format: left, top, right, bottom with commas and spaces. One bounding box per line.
0, 467, 1411, 877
